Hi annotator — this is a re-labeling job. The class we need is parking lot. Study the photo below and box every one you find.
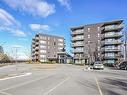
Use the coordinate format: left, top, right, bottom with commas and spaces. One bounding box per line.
0, 63, 127, 95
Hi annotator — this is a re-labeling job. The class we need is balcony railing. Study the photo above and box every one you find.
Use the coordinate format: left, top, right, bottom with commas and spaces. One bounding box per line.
71, 30, 84, 35
35, 37, 39, 41
102, 56, 117, 60
103, 24, 124, 31
35, 47, 39, 50
71, 37, 84, 41
35, 52, 39, 55
72, 43, 84, 47
73, 56, 84, 59
101, 48, 120, 53
101, 33, 123, 39
73, 49, 84, 53
101, 40, 122, 46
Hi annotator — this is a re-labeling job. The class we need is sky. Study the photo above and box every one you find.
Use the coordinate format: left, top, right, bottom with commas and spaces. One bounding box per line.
0, 0, 127, 60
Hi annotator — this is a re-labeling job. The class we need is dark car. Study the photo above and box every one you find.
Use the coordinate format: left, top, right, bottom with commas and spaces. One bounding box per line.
118, 61, 127, 70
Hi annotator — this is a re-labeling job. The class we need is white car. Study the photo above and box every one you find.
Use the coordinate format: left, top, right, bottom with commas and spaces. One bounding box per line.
93, 61, 104, 70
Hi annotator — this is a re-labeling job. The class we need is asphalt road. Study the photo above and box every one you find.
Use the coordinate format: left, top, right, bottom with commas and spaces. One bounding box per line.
0, 64, 127, 95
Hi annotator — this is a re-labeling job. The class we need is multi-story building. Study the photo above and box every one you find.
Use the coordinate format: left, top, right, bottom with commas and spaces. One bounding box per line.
32, 33, 64, 62
0, 46, 4, 54
71, 20, 124, 65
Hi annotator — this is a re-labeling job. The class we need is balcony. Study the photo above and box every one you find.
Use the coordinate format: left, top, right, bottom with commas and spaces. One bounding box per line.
102, 24, 124, 32
101, 40, 122, 46
101, 33, 123, 40
35, 47, 39, 50
71, 37, 84, 41
71, 30, 84, 36
101, 48, 120, 53
73, 56, 84, 59
35, 37, 39, 41
102, 56, 117, 60
73, 49, 84, 53
35, 52, 39, 55
32, 44, 35, 48
72, 43, 84, 47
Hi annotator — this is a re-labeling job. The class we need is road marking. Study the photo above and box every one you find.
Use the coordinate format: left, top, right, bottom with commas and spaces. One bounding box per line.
0, 73, 32, 81
43, 77, 69, 95
0, 75, 53, 92
95, 76, 103, 95
0, 91, 12, 95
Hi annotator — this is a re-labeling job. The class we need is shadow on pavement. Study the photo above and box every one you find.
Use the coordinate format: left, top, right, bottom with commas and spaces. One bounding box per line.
100, 78, 127, 95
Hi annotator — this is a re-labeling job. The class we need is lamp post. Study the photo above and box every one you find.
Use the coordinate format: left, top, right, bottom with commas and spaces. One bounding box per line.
124, 29, 127, 61
12, 46, 20, 71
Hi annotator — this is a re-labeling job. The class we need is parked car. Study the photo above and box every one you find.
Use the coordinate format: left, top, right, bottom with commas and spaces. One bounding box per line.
118, 61, 127, 70
93, 61, 104, 70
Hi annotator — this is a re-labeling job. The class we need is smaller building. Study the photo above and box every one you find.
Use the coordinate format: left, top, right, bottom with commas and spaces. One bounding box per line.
31, 33, 71, 64
57, 52, 73, 64
0, 46, 4, 54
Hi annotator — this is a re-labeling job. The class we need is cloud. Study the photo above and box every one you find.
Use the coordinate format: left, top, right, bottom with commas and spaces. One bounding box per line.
57, 0, 71, 11
29, 24, 50, 31
3, 0, 55, 18
10, 29, 26, 37
0, 8, 20, 27
0, 8, 26, 37
0, 25, 26, 37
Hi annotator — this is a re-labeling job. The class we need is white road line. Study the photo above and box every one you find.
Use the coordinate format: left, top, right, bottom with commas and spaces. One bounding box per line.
43, 77, 69, 95
0, 91, 12, 95
95, 77, 103, 95
0, 75, 53, 92
0, 73, 32, 81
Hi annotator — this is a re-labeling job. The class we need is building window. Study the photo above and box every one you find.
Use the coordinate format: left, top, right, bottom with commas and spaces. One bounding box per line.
98, 40, 100, 43
88, 28, 90, 32
40, 50, 46, 53
40, 55, 46, 58
48, 37, 50, 40
97, 27, 100, 31
58, 43, 63, 46
59, 47, 63, 50
40, 45, 46, 49
98, 46, 100, 51
88, 34, 90, 38
98, 33, 100, 37
88, 40, 90, 44
58, 39, 63, 42
40, 41, 46, 44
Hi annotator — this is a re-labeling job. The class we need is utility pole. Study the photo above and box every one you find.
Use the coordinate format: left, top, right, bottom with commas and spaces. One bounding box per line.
12, 46, 20, 71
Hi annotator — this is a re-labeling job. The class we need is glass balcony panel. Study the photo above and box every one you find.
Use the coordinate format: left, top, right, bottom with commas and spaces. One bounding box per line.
104, 24, 124, 31
71, 30, 84, 35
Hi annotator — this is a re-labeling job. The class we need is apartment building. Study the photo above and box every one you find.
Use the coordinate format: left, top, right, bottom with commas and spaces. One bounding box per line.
31, 33, 64, 62
71, 20, 124, 65
0, 46, 4, 53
